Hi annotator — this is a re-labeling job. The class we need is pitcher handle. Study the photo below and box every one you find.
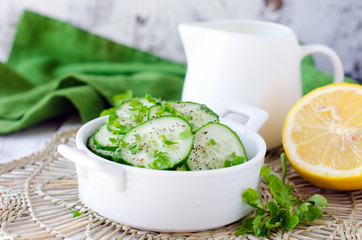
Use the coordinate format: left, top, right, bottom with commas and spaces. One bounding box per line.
214, 101, 269, 132
300, 44, 344, 83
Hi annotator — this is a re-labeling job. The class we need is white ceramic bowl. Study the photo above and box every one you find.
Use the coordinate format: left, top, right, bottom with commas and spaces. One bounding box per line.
57, 101, 268, 232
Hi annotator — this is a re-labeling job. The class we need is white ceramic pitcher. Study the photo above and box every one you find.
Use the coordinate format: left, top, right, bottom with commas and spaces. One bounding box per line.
179, 19, 344, 149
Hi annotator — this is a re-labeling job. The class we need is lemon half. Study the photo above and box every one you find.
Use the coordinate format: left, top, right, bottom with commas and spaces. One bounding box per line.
282, 83, 362, 190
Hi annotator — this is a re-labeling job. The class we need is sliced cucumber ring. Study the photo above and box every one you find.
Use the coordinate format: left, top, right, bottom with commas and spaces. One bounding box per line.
148, 101, 219, 131
107, 98, 158, 134
117, 116, 194, 170
93, 123, 122, 151
88, 136, 115, 161
186, 122, 247, 170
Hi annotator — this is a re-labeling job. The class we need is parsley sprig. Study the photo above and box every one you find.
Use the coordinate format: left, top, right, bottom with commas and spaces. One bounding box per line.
155, 102, 179, 116
224, 152, 246, 168
148, 150, 173, 169
236, 154, 328, 238
71, 209, 83, 218
162, 134, 178, 147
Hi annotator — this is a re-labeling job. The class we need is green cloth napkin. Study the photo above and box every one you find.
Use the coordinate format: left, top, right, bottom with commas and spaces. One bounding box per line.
0, 11, 186, 134
0, 11, 357, 134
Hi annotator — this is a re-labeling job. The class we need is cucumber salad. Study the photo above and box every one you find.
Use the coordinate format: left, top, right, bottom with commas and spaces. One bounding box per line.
88, 95, 248, 170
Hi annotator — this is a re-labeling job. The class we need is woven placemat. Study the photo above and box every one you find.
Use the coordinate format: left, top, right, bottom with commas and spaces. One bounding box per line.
0, 128, 361, 240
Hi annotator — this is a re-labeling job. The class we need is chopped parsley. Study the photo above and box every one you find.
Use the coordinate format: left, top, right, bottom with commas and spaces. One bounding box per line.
236, 158, 328, 238
148, 150, 173, 169
224, 152, 246, 168
162, 134, 178, 147
129, 134, 142, 154
112, 90, 133, 106
177, 129, 190, 140
71, 209, 83, 218
145, 94, 159, 104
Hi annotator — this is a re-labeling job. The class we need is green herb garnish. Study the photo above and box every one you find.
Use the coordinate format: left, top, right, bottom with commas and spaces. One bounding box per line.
209, 138, 216, 146
128, 99, 149, 123
236, 164, 328, 238
112, 90, 133, 106
129, 134, 142, 154
71, 209, 83, 218
100, 107, 116, 117
134, 133, 141, 141
113, 121, 133, 133
177, 129, 190, 140
224, 152, 246, 168
145, 94, 159, 104
155, 102, 179, 117
162, 134, 178, 147
148, 150, 173, 169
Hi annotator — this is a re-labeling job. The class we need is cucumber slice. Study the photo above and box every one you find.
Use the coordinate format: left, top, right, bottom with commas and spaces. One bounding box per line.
107, 98, 158, 134
116, 116, 194, 170
148, 101, 219, 131
93, 123, 122, 150
87, 135, 115, 161
176, 163, 191, 171
186, 122, 247, 170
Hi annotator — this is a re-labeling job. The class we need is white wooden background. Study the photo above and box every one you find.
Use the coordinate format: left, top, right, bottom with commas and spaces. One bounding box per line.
1, 0, 362, 163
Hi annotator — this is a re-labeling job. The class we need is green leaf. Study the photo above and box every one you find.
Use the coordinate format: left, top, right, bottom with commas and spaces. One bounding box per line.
162, 134, 178, 147
113, 121, 133, 133
111, 148, 124, 163
305, 206, 323, 222
255, 208, 267, 215
148, 150, 173, 169
129, 141, 141, 154
107, 111, 118, 124
264, 217, 281, 229
155, 107, 166, 116
210, 138, 216, 146
163, 102, 178, 115
235, 217, 255, 236
100, 107, 116, 117
234, 156, 245, 165
145, 94, 159, 104
224, 160, 231, 168
133, 133, 141, 141
295, 202, 310, 222
259, 218, 281, 237
238, 164, 327, 238
308, 194, 328, 207
281, 213, 299, 230
261, 166, 296, 207
177, 129, 190, 140
252, 215, 264, 233
128, 98, 143, 109
266, 201, 279, 217
113, 90, 133, 106
242, 188, 264, 210
71, 209, 83, 218
224, 153, 246, 168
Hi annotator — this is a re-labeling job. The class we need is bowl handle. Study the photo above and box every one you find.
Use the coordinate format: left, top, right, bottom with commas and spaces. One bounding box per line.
57, 144, 126, 192
214, 101, 269, 132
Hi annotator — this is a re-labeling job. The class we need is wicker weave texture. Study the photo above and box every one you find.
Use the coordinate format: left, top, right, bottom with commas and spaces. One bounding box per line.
0, 129, 361, 240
